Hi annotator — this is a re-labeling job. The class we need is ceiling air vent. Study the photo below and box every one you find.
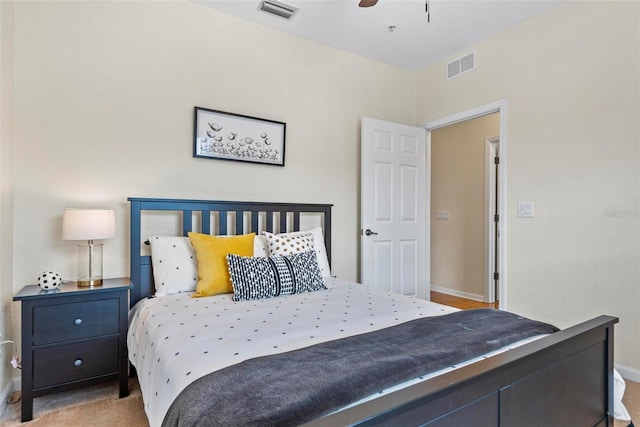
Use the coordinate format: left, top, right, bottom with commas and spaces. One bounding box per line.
446, 52, 476, 80
258, 0, 299, 20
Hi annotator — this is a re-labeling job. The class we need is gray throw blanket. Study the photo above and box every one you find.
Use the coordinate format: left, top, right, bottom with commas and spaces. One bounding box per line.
162, 308, 558, 427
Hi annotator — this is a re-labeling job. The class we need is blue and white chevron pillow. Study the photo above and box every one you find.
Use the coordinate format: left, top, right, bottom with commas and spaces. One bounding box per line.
227, 250, 326, 301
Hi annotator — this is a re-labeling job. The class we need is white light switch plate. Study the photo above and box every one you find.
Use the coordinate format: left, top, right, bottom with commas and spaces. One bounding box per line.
517, 201, 534, 218
436, 210, 450, 220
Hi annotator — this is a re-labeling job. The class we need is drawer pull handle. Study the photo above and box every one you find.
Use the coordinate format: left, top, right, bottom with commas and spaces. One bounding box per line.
73, 358, 83, 367
74, 318, 83, 326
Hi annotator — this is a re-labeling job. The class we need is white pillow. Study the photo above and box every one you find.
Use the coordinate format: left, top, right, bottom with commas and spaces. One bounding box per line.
263, 231, 315, 256
262, 227, 331, 277
150, 235, 270, 295
149, 236, 198, 296
254, 235, 269, 257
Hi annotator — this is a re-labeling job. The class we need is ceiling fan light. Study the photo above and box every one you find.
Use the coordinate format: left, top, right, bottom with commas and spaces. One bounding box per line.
359, 0, 379, 8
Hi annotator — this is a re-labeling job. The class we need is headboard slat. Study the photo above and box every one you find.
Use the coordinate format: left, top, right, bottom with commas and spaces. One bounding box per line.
127, 197, 333, 307
182, 210, 192, 236
266, 212, 273, 231
235, 211, 243, 235
251, 211, 259, 234
219, 211, 228, 235
293, 212, 300, 231
202, 210, 211, 235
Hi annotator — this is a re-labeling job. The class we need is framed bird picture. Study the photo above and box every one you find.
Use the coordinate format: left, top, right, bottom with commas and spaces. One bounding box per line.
193, 106, 286, 166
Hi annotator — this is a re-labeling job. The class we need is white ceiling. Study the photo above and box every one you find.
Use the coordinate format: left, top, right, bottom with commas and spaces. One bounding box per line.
194, 0, 560, 72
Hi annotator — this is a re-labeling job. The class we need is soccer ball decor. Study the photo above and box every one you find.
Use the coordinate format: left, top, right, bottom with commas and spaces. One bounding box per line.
37, 271, 63, 290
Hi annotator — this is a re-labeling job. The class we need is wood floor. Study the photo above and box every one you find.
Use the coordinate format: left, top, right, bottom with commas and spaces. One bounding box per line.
430, 291, 498, 310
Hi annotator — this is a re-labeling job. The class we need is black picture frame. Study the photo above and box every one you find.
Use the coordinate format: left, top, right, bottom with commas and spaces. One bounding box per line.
193, 106, 286, 166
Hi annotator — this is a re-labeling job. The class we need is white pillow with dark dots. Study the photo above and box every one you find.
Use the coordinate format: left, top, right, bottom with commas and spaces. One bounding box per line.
262, 227, 331, 277
149, 236, 198, 296
263, 231, 314, 256
253, 235, 269, 257
227, 250, 326, 301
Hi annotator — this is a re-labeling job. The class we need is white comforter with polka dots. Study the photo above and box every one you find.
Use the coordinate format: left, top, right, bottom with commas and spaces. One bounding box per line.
128, 278, 527, 426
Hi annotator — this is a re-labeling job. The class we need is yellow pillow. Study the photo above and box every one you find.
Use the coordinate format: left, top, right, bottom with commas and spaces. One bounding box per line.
188, 232, 256, 297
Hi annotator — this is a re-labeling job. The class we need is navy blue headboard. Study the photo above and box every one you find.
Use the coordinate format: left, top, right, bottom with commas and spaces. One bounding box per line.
128, 197, 333, 307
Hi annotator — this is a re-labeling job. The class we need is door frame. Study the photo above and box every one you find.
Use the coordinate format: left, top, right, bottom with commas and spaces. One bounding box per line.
423, 99, 508, 310
485, 135, 500, 303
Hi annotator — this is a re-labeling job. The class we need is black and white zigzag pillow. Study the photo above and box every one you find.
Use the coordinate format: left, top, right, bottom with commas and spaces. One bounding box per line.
227, 250, 326, 301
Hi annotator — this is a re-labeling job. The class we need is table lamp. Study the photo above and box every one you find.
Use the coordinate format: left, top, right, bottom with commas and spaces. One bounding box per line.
62, 209, 116, 287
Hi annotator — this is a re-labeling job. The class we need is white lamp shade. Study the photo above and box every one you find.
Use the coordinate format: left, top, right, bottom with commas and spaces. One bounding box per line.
62, 209, 116, 241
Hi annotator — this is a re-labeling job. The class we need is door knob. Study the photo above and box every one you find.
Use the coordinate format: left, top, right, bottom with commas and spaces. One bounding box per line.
364, 229, 378, 236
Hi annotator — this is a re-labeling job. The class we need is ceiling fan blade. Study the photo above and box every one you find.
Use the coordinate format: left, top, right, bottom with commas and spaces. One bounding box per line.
359, 0, 378, 7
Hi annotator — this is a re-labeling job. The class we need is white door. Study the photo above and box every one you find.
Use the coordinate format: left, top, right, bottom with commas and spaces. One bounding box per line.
361, 117, 428, 299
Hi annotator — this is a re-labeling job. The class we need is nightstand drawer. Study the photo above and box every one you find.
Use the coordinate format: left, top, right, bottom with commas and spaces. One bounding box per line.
33, 337, 119, 389
33, 299, 119, 345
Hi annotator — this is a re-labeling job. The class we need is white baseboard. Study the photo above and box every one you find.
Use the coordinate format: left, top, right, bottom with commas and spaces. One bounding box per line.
615, 363, 640, 383
0, 376, 18, 419
0, 381, 9, 418
430, 286, 484, 302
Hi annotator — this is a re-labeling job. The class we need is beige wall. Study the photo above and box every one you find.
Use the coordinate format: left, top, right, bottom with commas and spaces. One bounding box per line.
431, 113, 499, 299
0, 0, 15, 397
418, 1, 640, 372
3, 0, 417, 389
10, 0, 416, 283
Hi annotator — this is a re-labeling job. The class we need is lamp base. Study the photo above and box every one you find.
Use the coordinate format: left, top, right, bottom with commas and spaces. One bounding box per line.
76, 242, 104, 288
77, 277, 103, 287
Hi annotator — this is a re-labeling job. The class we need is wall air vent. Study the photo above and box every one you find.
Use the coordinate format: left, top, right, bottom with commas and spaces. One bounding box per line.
446, 52, 476, 80
258, 0, 299, 20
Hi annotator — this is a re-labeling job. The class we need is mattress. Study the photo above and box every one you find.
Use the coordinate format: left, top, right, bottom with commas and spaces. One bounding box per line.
128, 277, 543, 426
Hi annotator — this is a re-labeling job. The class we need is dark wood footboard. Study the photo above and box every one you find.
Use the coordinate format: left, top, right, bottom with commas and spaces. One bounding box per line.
305, 315, 617, 427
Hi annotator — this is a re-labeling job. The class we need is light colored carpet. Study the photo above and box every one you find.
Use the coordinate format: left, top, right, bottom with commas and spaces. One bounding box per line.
0, 377, 637, 426
0, 378, 148, 427
615, 379, 640, 427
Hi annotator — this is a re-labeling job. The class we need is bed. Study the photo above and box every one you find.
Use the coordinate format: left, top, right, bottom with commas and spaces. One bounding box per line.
128, 197, 619, 427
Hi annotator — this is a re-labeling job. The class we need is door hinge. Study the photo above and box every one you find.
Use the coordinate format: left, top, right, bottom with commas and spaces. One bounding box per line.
494, 156, 500, 165
494, 214, 499, 222
493, 272, 499, 280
